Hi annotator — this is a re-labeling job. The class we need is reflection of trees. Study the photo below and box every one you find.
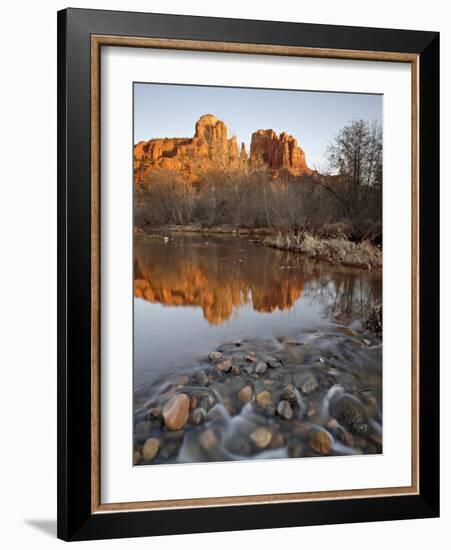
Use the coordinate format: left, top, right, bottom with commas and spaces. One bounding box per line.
134, 237, 381, 325
304, 270, 381, 323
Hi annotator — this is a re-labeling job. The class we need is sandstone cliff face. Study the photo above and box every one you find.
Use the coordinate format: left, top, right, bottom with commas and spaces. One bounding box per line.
249, 129, 311, 176
134, 114, 241, 185
134, 114, 312, 186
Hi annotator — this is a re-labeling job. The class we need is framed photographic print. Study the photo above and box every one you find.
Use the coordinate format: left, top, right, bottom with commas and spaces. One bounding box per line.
57, 8, 440, 541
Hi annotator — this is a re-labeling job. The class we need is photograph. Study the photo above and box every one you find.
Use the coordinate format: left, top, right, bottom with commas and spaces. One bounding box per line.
132, 83, 383, 466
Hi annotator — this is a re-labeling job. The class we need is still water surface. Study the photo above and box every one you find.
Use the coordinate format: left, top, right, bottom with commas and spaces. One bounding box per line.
134, 234, 381, 387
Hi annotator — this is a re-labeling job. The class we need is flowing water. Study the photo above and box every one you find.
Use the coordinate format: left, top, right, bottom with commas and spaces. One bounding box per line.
133, 234, 382, 465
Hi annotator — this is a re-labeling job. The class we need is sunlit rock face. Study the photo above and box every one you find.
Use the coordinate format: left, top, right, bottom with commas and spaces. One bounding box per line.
134, 114, 241, 186
249, 129, 312, 176
133, 114, 313, 186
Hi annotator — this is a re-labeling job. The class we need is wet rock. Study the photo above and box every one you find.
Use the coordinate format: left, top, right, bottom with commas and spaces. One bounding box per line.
293, 373, 318, 395
217, 359, 232, 372
189, 394, 198, 411
277, 400, 293, 420
205, 406, 224, 422
353, 422, 369, 435
337, 326, 358, 337
145, 406, 162, 421
133, 450, 141, 465
238, 385, 253, 403
265, 356, 282, 368
159, 441, 180, 459
167, 374, 190, 387
243, 365, 255, 375
354, 436, 367, 449
264, 405, 277, 417
199, 394, 215, 411
280, 384, 302, 406
142, 437, 160, 460
231, 365, 241, 375
250, 427, 273, 449
134, 420, 153, 441
162, 394, 190, 431
190, 407, 205, 426
326, 418, 339, 430
207, 351, 223, 362
195, 370, 210, 386
310, 431, 332, 455
269, 431, 285, 449
255, 390, 272, 408
227, 435, 252, 456
293, 421, 309, 438
164, 429, 185, 442
255, 361, 268, 375
245, 354, 257, 363
330, 394, 367, 433
199, 429, 219, 451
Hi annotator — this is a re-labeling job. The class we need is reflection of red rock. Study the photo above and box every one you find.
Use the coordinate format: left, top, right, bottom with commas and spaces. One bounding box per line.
134, 114, 240, 186
250, 129, 311, 176
134, 243, 305, 325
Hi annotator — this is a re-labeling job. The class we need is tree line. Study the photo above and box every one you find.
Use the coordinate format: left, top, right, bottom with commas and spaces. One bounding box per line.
134, 119, 382, 243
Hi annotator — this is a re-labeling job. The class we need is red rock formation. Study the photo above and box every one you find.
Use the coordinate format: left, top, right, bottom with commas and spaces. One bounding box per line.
250, 129, 311, 176
134, 114, 240, 186
134, 115, 312, 185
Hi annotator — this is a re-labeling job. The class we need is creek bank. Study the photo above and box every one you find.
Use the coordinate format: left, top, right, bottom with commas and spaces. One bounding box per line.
263, 232, 382, 270
134, 225, 382, 270
133, 328, 382, 465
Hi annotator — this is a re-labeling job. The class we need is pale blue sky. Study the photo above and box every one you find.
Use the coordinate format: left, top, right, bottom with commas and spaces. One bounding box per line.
134, 83, 382, 169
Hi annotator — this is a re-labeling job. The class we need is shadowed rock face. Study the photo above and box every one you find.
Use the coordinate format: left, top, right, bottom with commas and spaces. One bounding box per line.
134, 114, 312, 186
134, 114, 240, 185
249, 129, 311, 176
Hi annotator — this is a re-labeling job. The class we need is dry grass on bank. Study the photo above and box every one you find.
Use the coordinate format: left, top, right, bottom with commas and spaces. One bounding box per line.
263, 232, 382, 269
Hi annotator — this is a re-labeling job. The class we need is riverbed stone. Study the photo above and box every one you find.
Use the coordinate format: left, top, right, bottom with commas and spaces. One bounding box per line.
189, 394, 198, 411
337, 326, 358, 337
195, 370, 210, 386
270, 432, 285, 449
310, 431, 332, 455
227, 434, 252, 456
199, 429, 219, 451
255, 390, 272, 408
133, 450, 141, 465
190, 407, 205, 426
238, 385, 253, 403
217, 359, 233, 372
134, 420, 153, 441
231, 365, 241, 375
145, 406, 162, 421
265, 356, 282, 368
142, 437, 160, 460
207, 351, 223, 362
250, 427, 273, 449
293, 373, 318, 395
255, 361, 268, 375
330, 394, 367, 432
162, 394, 190, 431
280, 384, 302, 406
277, 400, 293, 420
199, 394, 215, 411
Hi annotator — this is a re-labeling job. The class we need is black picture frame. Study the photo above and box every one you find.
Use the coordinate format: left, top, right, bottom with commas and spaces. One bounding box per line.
57, 7, 439, 541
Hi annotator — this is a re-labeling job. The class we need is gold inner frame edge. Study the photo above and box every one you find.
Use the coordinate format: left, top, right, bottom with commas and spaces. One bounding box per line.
90, 35, 420, 514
